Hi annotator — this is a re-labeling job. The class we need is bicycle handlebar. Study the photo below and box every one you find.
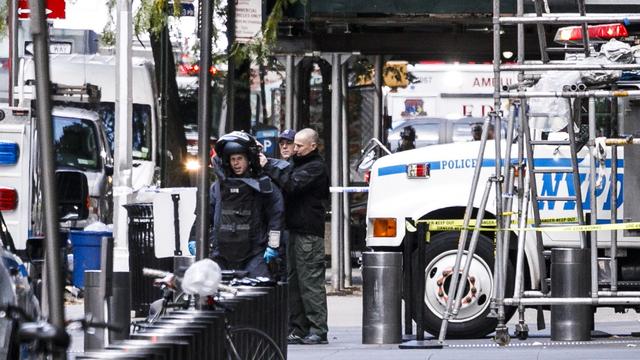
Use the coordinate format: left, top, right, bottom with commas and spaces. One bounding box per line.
143, 268, 239, 295
142, 268, 171, 278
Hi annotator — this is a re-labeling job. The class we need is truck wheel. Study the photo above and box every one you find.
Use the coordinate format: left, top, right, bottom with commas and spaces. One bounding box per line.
411, 231, 515, 338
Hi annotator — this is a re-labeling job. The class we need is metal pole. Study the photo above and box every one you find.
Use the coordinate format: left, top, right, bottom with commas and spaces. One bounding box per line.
341, 61, 352, 287
373, 55, 383, 141
506, 297, 640, 306
500, 14, 640, 24
501, 64, 640, 72
576, 0, 591, 57
588, 97, 598, 300
113, 0, 133, 272
196, 0, 213, 260
611, 145, 618, 292
331, 53, 343, 290
30, 0, 65, 357
293, 59, 300, 130
567, 103, 587, 248
285, 55, 294, 130
491, 0, 510, 339
160, 25, 168, 185
416, 223, 426, 341
502, 90, 640, 98
438, 116, 492, 342
451, 180, 493, 315
8, 0, 18, 106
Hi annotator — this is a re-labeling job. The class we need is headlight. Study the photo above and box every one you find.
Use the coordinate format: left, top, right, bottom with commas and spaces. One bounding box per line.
185, 158, 200, 172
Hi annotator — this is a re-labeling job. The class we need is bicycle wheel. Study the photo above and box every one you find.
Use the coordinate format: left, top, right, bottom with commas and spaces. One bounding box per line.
226, 326, 285, 360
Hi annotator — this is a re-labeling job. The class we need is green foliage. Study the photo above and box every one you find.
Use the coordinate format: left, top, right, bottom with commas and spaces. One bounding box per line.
134, 0, 181, 36
103, 0, 302, 65
0, 2, 8, 38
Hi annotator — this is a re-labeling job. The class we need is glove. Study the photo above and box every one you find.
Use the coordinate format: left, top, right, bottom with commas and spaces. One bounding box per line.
188, 241, 196, 256
263, 247, 279, 264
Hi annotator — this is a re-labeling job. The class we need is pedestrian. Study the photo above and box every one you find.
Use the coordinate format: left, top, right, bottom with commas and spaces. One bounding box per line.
208, 131, 284, 278
259, 128, 330, 345
278, 129, 296, 160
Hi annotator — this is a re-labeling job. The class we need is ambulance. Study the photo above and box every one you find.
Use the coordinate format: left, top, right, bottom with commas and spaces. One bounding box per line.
386, 63, 518, 127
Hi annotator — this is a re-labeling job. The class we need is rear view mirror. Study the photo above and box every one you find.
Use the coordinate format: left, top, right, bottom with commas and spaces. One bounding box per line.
357, 150, 377, 171
356, 138, 392, 172
56, 170, 89, 221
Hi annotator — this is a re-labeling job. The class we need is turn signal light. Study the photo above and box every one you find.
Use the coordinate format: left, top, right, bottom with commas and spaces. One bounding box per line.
0, 187, 18, 211
372, 218, 397, 237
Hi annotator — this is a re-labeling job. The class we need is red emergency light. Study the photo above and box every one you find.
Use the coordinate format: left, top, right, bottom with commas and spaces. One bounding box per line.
178, 63, 219, 77
406, 163, 430, 179
0, 187, 18, 211
554, 23, 628, 44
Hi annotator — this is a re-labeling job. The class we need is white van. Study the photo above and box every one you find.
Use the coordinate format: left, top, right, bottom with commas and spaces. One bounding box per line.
17, 54, 159, 190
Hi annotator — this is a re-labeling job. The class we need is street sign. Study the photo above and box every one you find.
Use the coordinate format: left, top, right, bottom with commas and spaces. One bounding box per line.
24, 41, 72, 56
236, 0, 262, 43
168, 2, 195, 17
18, 0, 66, 20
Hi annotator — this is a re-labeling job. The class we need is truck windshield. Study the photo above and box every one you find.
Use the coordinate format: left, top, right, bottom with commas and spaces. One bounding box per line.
53, 116, 100, 171
56, 101, 153, 161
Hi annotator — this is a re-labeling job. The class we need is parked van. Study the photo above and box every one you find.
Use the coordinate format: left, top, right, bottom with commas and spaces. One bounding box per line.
17, 54, 159, 190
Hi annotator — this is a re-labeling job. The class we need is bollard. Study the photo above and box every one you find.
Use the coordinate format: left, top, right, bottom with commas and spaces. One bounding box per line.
84, 270, 105, 350
551, 248, 592, 341
362, 252, 403, 344
173, 255, 194, 274
109, 272, 131, 342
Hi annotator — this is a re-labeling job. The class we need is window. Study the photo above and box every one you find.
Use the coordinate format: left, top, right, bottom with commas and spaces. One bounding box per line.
99, 103, 153, 161
53, 116, 100, 171
58, 102, 153, 160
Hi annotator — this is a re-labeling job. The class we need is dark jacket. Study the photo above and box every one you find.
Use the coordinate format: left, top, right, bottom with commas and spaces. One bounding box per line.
209, 162, 284, 262
263, 150, 329, 237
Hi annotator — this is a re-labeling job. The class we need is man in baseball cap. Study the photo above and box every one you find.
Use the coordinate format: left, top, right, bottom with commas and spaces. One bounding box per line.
278, 129, 297, 160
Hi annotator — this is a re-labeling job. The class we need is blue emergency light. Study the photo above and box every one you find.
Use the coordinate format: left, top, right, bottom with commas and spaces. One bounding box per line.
0, 142, 19, 165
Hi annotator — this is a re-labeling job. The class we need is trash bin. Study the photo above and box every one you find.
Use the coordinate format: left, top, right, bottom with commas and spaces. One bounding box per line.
362, 252, 403, 344
70, 230, 112, 288
124, 203, 173, 316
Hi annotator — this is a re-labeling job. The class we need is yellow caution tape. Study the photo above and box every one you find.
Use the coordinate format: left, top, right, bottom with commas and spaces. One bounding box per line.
415, 216, 579, 227
423, 221, 640, 233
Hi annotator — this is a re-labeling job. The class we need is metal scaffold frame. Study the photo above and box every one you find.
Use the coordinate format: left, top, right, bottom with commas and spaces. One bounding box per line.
436, 0, 640, 346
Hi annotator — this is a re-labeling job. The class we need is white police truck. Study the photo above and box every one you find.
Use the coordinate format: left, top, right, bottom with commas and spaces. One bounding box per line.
363, 24, 640, 339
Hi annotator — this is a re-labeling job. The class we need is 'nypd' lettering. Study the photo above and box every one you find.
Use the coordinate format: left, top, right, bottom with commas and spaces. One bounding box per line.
441, 159, 477, 169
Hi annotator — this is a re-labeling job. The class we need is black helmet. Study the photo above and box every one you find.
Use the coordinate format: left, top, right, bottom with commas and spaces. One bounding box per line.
215, 131, 261, 175
222, 141, 248, 157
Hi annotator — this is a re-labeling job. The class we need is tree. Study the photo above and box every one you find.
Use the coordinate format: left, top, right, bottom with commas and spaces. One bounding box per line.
101, 0, 295, 185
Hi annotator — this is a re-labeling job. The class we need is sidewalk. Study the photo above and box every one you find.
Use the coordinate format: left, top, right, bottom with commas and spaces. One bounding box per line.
66, 268, 640, 359
288, 294, 640, 360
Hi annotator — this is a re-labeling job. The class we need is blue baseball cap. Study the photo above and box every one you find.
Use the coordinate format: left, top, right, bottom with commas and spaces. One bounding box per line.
278, 129, 296, 142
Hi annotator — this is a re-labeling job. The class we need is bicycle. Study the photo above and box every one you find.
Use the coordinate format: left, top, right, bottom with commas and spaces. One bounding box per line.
140, 267, 286, 360
0, 303, 120, 359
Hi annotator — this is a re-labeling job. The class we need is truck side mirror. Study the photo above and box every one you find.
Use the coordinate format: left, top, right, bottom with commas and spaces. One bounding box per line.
56, 170, 90, 221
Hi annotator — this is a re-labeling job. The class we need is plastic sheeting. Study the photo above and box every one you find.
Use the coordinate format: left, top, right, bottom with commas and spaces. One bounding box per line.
528, 39, 634, 131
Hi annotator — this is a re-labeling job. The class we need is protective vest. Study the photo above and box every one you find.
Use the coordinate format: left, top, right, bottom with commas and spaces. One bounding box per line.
215, 179, 258, 261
